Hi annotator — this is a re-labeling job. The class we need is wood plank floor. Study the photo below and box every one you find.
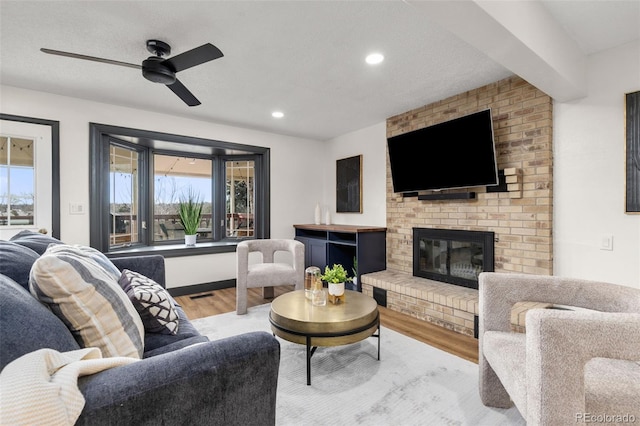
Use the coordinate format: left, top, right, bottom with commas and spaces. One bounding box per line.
175, 286, 479, 363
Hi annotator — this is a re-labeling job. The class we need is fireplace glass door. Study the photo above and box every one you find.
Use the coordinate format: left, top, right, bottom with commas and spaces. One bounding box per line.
413, 228, 494, 290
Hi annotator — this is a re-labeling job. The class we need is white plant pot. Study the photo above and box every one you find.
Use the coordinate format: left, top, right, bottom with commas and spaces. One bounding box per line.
328, 282, 345, 297
185, 234, 197, 246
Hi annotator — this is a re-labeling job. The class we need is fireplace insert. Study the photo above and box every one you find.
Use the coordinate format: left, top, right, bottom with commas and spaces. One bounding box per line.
413, 228, 495, 290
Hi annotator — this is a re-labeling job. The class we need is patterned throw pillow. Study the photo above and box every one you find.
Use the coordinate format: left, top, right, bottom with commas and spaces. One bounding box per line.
119, 269, 179, 335
29, 244, 145, 359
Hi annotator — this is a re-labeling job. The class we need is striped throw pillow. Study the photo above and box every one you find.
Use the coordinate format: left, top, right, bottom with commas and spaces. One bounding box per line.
29, 244, 144, 359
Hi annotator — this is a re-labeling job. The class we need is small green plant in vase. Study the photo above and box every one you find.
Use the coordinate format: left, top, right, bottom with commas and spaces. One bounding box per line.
321, 264, 352, 304
178, 188, 203, 246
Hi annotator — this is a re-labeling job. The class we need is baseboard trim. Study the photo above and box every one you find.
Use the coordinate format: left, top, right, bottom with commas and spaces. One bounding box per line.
167, 279, 236, 297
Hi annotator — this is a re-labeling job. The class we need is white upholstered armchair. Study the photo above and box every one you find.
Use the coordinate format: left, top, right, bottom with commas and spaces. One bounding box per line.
479, 272, 640, 425
235, 239, 304, 315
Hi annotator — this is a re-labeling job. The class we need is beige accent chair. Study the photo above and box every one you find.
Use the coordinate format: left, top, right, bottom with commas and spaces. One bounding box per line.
236, 239, 304, 315
479, 272, 640, 425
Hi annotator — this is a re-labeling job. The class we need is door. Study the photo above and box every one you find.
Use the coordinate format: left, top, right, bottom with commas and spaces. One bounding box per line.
0, 118, 55, 240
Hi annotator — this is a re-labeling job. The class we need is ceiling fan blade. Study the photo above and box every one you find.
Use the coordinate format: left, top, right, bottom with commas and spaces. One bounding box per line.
41, 48, 141, 70
167, 78, 201, 106
164, 43, 223, 73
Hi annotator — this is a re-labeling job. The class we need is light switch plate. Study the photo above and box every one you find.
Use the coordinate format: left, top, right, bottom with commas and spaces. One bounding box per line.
600, 234, 613, 251
69, 203, 86, 215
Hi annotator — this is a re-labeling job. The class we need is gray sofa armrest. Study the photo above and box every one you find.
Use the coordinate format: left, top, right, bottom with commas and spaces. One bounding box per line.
77, 331, 280, 426
525, 309, 640, 425
110, 255, 166, 288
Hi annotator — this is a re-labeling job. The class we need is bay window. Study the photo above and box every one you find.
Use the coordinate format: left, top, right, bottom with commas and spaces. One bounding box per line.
90, 123, 269, 256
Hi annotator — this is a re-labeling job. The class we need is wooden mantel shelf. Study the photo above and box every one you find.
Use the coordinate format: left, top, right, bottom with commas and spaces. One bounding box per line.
293, 224, 387, 233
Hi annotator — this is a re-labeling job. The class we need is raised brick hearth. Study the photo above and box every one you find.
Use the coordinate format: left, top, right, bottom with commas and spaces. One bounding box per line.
362, 270, 548, 336
362, 270, 479, 336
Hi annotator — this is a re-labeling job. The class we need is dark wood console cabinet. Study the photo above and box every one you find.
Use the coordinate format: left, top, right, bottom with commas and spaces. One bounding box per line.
294, 224, 386, 292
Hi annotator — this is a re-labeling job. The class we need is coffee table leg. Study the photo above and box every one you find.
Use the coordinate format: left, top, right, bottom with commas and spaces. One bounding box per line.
305, 337, 320, 385
377, 324, 381, 360
306, 336, 311, 385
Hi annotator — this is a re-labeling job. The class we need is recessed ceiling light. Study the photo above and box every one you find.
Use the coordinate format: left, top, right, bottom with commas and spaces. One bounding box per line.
272, 111, 284, 118
365, 53, 384, 65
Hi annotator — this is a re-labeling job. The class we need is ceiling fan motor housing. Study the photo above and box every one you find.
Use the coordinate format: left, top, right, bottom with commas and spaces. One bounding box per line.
142, 56, 176, 84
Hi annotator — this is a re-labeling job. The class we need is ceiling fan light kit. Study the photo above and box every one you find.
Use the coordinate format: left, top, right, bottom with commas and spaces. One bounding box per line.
40, 39, 223, 107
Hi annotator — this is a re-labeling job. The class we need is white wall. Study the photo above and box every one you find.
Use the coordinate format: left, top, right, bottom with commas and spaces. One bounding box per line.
554, 40, 640, 288
0, 86, 325, 288
323, 122, 387, 227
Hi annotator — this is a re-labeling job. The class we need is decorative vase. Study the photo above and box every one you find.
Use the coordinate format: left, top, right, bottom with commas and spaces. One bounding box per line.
324, 209, 331, 225
304, 266, 321, 300
328, 282, 345, 304
312, 288, 327, 306
185, 234, 197, 246
314, 203, 321, 225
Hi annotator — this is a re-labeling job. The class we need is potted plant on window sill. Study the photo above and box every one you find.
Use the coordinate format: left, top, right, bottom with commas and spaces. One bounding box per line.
321, 264, 352, 304
178, 188, 203, 247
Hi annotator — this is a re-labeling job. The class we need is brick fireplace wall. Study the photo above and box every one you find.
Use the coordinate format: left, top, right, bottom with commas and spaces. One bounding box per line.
360, 76, 553, 337
386, 76, 553, 276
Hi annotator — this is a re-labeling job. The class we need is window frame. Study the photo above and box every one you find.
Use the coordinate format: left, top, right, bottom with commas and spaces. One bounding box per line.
108, 138, 147, 248
89, 123, 270, 257
223, 156, 258, 239
0, 113, 60, 239
0, 135, 36, 227
151, 150, 214, 245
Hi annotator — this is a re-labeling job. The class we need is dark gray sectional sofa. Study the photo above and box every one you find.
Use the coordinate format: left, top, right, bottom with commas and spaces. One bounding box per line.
0, 231, 280, 425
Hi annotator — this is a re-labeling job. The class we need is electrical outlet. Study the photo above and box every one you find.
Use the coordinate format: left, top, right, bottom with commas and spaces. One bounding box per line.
600, 234, 613, 251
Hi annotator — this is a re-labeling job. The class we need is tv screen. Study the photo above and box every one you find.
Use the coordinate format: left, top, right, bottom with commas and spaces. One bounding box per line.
387, 109, 498, 193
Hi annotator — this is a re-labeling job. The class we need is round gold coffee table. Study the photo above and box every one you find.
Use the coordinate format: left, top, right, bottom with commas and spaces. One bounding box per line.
269, 289, 380, 385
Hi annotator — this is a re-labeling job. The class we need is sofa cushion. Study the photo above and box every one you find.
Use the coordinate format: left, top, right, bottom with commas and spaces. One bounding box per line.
119, 269, 179, 335
0, 274, 80, 371
483, 331, 527, 414
584, 357, 640, 417
29, 244, 145, 359
143, 304, 205, 355
0, 241, 39, 290
142, 335, 210, 358
10, 229, 63, 255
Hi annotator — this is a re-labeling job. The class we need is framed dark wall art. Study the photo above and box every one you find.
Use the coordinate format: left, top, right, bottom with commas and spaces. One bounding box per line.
626, 91, 640, 213
336, 155, 362, 213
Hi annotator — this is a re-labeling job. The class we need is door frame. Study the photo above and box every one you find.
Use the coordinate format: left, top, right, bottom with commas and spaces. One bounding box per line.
0, 113, 60, 239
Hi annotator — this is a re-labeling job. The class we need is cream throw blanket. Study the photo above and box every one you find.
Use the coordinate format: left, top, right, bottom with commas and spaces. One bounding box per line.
0, 348, 137, 425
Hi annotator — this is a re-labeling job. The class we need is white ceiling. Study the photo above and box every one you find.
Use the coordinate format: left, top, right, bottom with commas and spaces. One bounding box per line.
1, 1, 638, 141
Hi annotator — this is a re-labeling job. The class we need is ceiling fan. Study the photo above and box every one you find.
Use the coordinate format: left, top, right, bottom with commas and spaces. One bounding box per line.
41, 40, 223, 106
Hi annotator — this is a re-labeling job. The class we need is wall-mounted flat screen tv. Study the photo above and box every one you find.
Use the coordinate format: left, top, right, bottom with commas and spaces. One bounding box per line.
387, 109, 499, 193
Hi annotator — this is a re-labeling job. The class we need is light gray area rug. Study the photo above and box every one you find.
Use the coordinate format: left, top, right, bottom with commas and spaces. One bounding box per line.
191, 304, 524, 426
